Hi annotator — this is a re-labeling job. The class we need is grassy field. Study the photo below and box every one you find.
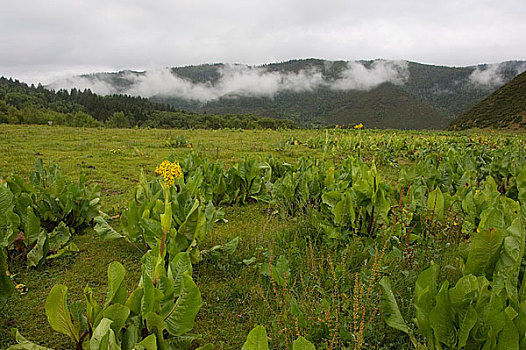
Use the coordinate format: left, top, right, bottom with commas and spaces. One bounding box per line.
0, 124, 525, 349
0, 125, 324, 349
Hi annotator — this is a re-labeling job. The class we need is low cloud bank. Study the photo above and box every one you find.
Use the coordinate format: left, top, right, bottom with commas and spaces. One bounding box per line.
48, 60, 410, 102
469, 62, 526, 87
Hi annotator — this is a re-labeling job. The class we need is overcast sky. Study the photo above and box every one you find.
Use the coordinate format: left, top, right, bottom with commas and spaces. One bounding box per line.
2, 0, 525, 85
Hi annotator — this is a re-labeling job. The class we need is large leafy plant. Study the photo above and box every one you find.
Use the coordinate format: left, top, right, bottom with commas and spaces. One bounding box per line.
0, 159, 100, 270
381, 194, 526, 349
10, 251, 202, 350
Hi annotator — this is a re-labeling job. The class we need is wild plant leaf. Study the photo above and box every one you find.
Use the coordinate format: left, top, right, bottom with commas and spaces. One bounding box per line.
89, 318, 119, 350
121, 324, 138, 350
178, 199, 205, 242
494, 218, 525, 295
414, 264, 439, 347
126, 286, 143, 315
94, 216, 123, 240
292, 336, 316, 350
24, 207, 40, 245
427, 187, 444, 221
145, 311, 166, 344
464, 228, 504, 277
479, 208, 505, 231
135, 334, 157, 350
456, 303, 478, 348
45, 284, 79, 343
496, 312, 520, 350
164, 271, 202, 336
429, 281, 456, 348
7, 328, 53, 350
85, 285, 102, 329
27, 231, 48, 268
271, 255, 290, 287
379, 277, 409, 334
168, 252, 193, 296
103, 303, 130, 334
104, 261, 127, 308
241, 325, 269, 350
141, 270, 155, 317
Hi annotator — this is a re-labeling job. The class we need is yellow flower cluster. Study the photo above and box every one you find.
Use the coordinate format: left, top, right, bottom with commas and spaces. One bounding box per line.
155, 160, 183, 188
354, 123, 364, 130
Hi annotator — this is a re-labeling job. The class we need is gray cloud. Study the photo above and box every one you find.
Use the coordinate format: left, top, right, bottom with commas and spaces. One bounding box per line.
48, 60, 409, 101
331, 60, 409, 90
469, 64, 504, 87
2, 0, 524, 85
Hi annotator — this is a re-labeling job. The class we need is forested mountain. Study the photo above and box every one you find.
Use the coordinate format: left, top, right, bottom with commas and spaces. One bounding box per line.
49, 59, 526, 129
448, 71, 526, 130
0, 77, 296, 129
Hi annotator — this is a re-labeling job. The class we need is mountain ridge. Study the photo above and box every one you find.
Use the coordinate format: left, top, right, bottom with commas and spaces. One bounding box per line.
47, 59, 526, 129
448, 71, 526, 130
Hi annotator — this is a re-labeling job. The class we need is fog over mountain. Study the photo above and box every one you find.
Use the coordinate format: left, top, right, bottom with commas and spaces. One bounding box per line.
44, 58, 526, 129
49, 60, 410, 101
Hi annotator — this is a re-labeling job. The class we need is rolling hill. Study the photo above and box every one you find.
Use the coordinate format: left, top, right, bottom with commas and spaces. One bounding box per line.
47, 59, 526, 129
448, 71, 526, 130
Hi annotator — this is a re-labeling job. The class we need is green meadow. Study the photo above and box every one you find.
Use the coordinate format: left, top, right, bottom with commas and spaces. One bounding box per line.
1, 124, 526, 350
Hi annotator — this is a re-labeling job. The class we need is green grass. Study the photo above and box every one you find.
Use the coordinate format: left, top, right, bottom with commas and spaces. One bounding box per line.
0, 125, 323, 348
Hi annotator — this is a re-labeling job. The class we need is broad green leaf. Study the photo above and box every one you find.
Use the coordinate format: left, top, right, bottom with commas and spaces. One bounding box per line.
168, 252, 193, 295
457, 304, 478, 348
47, 222, 71, 252
27, 231, 48, 268
495, 218, 525, 297
414, 264, 439, 347
178, 199, 205, 243
145, 311, 166, 344
429, 281, 456, 348
164, 271, 202, 336
121, 324, 138, 350
427, 187, 444, 221
104, 261, 127, 308
464, 228, 504, 277
141, 270, 155, 317
94, 217, 123, 240
135, 334, 157, 350
90, 318, 119, 350
293, 336, 316, 350
379, 277, 409, 334
496, 312, 520, 350
24, 207, 40, 245
241, 325, 269, 350
126, 287, 143, 315
479, 208, 505, 231
271, 255, 290, 287
102, 303, 130, 334
85, 285, 101, 328
45, 284, 79, 343
7, 329, 53, 350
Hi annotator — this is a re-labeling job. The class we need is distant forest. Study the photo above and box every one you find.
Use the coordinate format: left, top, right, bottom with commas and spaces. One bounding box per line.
0, 77, 296, 129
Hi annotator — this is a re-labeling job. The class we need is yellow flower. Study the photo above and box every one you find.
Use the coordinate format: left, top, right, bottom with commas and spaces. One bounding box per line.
155, 160, 183, 188
354, 123, 364, 130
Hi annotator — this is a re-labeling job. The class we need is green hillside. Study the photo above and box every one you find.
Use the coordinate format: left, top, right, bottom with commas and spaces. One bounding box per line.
64, 59, 525, 129
448, 71, 526, 130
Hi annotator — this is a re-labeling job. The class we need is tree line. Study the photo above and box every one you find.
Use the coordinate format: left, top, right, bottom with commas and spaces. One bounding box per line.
0, 77, 296, 129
